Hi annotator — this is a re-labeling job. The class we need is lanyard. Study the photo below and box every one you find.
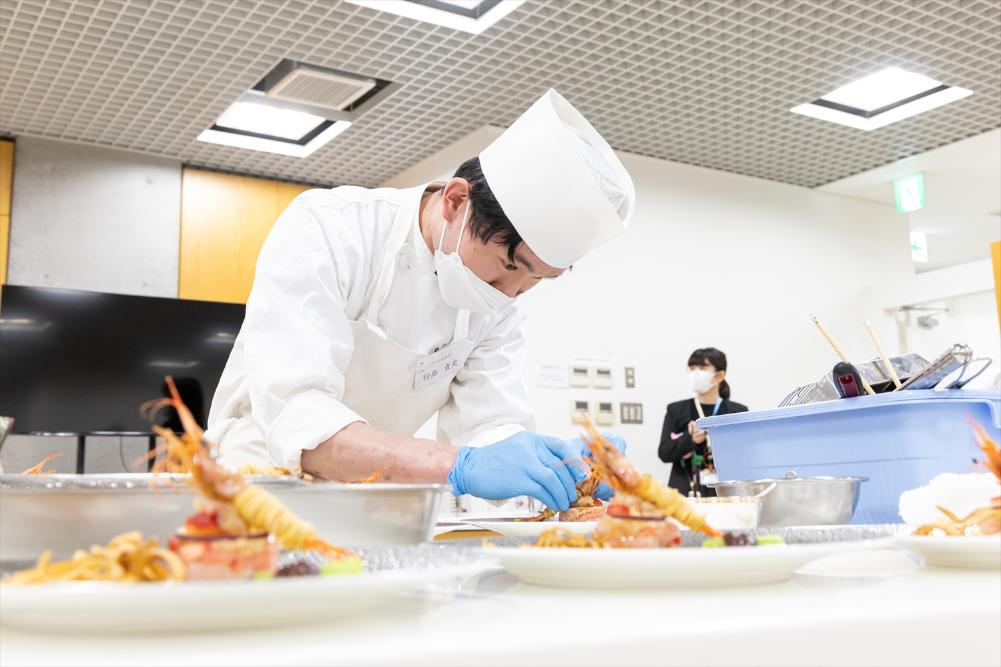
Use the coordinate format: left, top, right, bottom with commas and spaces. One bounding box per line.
694, 397, 723, 418
690, 398, 722, 497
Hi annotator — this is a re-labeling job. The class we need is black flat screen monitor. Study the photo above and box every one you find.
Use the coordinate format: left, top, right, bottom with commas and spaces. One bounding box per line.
0, 285, 245, 434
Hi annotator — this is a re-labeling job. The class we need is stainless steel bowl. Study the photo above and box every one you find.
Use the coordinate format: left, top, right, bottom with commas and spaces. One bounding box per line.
709, 472, 867, 526
0, 473, 446, 560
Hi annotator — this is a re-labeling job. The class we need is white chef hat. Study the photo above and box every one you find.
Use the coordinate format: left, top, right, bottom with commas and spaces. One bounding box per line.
479, 89, 635, 269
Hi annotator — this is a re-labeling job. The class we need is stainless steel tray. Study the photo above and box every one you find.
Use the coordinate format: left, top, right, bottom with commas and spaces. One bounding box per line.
0, 473, 446, 560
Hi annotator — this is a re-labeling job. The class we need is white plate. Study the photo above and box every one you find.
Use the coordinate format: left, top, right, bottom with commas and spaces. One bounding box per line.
492, 538, 894, 588
0, 563, 486, 633
463, 518, 597, 538
896, 534, 1001, 569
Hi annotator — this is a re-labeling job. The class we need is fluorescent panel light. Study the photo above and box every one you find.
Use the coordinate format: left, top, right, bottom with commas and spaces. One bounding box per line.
790, 67, 973, 131
345, 0, 524, 34
198, 120, 351, 157
436, 0, 486, 8
821, 67, 941, 112
215, 101, 325, 140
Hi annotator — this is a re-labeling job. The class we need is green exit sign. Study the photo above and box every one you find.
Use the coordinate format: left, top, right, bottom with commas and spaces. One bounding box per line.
893, 172, 925, 213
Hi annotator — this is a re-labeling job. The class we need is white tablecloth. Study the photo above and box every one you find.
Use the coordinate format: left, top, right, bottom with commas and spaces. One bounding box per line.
2, 550, 999, 667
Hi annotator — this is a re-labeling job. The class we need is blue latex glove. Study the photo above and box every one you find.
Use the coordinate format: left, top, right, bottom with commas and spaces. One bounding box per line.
447, 432, 590, 511
563, 432, 628, 501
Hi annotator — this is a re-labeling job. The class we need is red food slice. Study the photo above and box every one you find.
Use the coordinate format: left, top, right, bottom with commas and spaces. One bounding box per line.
593, 516, 682, 548
168, 533, 278, 580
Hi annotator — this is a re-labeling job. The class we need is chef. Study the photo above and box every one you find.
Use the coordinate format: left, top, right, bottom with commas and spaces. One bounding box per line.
206, 89, 635, 511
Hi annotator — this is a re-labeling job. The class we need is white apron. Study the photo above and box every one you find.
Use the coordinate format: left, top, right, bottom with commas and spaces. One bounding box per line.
340, 205, 475, 436
214, 191, 475, 469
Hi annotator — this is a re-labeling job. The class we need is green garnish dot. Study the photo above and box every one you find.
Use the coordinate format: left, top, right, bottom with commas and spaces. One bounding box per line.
755, 535, 784, 545
320, 556, 365, 576
702, 537, 725, 548
253, 571, 274, 580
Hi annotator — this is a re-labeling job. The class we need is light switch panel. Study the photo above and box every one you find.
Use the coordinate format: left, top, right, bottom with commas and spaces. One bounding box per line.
624, 367, 635, 388
620, 402, 644, 424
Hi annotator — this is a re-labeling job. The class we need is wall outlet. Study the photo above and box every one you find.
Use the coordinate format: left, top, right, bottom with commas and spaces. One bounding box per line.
620, 402, 644, 424
624, 367, 635, 388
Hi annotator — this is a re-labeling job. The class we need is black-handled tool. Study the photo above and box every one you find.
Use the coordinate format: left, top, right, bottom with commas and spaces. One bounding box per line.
833, 362, 866, 398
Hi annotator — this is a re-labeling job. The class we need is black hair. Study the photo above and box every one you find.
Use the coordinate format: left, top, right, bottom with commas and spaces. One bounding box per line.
453, 156, 522, 262
687, 347, 731, 400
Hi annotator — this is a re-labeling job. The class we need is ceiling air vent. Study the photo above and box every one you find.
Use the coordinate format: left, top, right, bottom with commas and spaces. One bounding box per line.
266, 65, 376, 111
197, 61, 397, 157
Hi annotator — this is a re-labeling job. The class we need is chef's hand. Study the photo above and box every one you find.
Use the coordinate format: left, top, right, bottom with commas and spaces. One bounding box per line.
447, 432, 588, 510
563, 432, 628, 501
688, 420, 707, 445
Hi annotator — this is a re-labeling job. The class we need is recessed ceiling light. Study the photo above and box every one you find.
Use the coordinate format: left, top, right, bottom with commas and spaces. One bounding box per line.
216, 101, 327, 140
197, 95, 351, 157
345, 0, 525, 34
791, 67, 972, 131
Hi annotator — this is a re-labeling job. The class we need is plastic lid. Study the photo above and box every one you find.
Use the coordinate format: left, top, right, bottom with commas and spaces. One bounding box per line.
697, 389, 1001, 429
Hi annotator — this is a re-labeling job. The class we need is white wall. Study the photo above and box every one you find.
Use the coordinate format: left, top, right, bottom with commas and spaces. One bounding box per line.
8, 136, 181, 297
898, 290, 1001, 391
514, 152, 913, 479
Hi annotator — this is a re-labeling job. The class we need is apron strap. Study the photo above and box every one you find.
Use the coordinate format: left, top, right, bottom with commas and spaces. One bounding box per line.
362, 212, 418, 324
362, 182, 472, 347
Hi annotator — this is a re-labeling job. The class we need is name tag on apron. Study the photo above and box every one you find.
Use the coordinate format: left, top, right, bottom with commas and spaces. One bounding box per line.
414, 343, 463, 390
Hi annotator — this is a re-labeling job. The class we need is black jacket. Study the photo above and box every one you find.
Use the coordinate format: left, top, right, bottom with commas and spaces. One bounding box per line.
658, 398, 749, 497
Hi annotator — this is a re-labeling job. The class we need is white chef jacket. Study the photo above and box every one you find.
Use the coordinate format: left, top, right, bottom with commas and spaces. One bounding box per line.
206, 184, 535, 471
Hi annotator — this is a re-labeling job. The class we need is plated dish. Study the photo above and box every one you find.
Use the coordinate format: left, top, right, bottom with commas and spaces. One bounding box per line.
4, 377, 358, 585
0, 378, 486, 631
896, 534, 1000, 570
0, 544, 489, 632
490, 527, 897, 589
523, 424, 719, 551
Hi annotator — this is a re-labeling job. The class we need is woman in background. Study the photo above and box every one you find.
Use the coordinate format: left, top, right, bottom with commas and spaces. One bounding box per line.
658, 348, 748, 497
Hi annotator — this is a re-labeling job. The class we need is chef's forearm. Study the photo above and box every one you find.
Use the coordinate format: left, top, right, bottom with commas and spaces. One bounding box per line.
300, 421, 458, 483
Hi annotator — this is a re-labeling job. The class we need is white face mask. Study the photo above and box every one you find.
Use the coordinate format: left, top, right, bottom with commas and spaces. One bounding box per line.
433, 201, 514, 315
689, 369, 718, 395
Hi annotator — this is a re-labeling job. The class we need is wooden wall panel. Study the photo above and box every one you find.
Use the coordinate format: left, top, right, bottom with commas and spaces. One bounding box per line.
0, 215, 9, 287
276, 180, 313, 212
178, 168, 314, 304
0, 139, 13, 284
992, 240, 1001, 330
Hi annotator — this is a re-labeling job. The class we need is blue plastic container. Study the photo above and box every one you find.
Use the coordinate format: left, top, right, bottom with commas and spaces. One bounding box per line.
697, 390, 1001, 524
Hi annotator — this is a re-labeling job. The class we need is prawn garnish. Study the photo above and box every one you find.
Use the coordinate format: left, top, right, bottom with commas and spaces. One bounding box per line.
582, 420, 720, 538
914, 424, 1000, 536
21, 452, 61, 475
147, 376, 353, 559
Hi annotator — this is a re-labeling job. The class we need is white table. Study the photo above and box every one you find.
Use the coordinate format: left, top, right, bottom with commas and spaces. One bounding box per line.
2, 550, 999, 667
